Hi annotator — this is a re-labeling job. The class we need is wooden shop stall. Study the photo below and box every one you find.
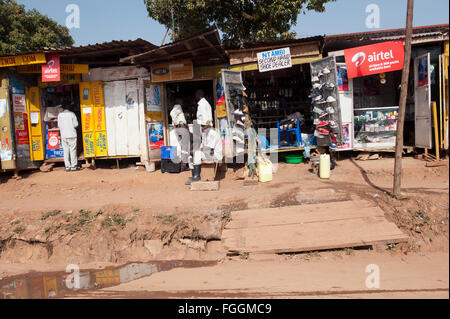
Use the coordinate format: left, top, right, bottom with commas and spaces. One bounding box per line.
225, 36, 324, 155
120, 27, 228, 166
0, 39, 157, 174
324, 24, 449, 153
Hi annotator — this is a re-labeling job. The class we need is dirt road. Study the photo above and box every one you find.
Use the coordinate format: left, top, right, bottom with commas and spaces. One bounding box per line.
67, 251, 448, 299
0, 155, 448, 299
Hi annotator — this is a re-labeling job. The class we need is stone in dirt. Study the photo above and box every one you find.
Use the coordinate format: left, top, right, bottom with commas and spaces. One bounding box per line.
234, 167, 248, 180
195, 210, 224, 240
81, 163, 93, 169
356, 153, 370, 161
179, 238, 206, 250
39, 163, 54, 172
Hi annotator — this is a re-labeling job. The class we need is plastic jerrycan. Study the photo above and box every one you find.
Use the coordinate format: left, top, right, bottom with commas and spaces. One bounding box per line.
258, 160, 273, 183
319, 154, 331, 179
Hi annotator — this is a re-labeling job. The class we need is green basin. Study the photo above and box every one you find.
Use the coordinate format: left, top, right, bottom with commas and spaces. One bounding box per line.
285, 154, 303, 164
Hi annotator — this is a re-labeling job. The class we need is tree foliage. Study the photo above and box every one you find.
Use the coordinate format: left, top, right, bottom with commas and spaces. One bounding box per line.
0, 0, 74, 54
144, 0, 334, 45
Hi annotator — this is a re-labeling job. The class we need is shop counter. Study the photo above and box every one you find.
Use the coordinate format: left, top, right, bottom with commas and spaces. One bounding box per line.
261, 145, 316, 154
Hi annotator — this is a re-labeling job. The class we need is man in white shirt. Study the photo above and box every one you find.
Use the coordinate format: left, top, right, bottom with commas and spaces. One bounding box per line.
170, 98, 189, 171
186, 90, 215, 185
57, 106, 80, 172
170, 98, 187, 127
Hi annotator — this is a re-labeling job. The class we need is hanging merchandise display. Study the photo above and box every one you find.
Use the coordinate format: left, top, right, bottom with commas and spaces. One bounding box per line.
222, 70, 246, 156
222, 70, 245, 128
309, 57, 343, 148
221, 69, 271, 180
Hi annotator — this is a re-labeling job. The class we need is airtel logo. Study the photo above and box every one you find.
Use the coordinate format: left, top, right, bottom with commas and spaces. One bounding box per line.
352, 52, 366, 67
47, 60, 55, 67
351, 50, 395, 67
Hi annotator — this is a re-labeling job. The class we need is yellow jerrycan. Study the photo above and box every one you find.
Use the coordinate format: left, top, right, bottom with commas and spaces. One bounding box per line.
257, 159, 273, 183
319, 154, 331, 179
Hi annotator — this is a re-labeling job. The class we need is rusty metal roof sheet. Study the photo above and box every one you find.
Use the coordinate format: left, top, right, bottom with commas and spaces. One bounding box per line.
225, 35, 324, 52
324, 24, 449, 51
120, 26, 228, 66
2, 38, 157, 59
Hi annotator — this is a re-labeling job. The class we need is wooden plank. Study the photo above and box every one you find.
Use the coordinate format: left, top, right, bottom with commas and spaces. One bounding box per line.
190, 181, 220, 191
201, 163, 217, 181
222, 216, 408, 254
114, 81, 128, 156
226, 201, 382, 230
426, 161, 447, 167
228, 200, 374, 222
125, 80, 140, 156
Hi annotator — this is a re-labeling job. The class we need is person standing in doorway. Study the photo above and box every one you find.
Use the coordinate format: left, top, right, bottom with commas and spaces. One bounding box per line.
58, 105, 80, 172
170, 98, 190, 171
185, 89, 213, 185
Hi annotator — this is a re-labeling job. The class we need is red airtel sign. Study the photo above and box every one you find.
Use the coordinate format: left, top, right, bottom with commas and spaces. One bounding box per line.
344, 41, 404, 79
42, 54, 61, 82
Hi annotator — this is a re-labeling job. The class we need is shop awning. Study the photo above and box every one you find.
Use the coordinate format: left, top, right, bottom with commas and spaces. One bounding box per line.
0, 39, 157, 67
120, 27, 228, 67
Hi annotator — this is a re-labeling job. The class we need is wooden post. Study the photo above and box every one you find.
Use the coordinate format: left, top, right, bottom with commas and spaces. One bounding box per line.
439, 55, 443, 149
393, 0, 414, 196
432, 101, 440, 161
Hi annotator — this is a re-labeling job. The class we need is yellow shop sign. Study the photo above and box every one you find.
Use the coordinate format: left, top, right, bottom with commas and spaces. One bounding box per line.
151, 59, 193, 82
38, 74, 81, 87
0, 53, 46, 67
17, 64, 89, 74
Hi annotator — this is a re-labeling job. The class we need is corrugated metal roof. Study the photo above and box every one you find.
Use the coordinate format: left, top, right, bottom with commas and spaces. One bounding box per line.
225, 35, 324, 52
2, 38, 157, 58
121, 26, 228, 66
375, 31, 448, 41
324, 24, 449, 51
324, 24, 449, 40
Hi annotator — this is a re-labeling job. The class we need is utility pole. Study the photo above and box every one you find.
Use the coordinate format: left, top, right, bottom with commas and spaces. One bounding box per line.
161, 28, 170, 46
393, 0, 414, 196
171, 5, 176, 41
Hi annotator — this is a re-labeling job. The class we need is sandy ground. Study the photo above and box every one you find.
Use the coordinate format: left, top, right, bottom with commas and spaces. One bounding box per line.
61, 250, 448, 299
0, 156, 448, 215
0, 155, 448, 298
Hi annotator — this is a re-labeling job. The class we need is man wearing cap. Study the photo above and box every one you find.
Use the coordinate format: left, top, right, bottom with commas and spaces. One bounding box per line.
185, 89, 214, 185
